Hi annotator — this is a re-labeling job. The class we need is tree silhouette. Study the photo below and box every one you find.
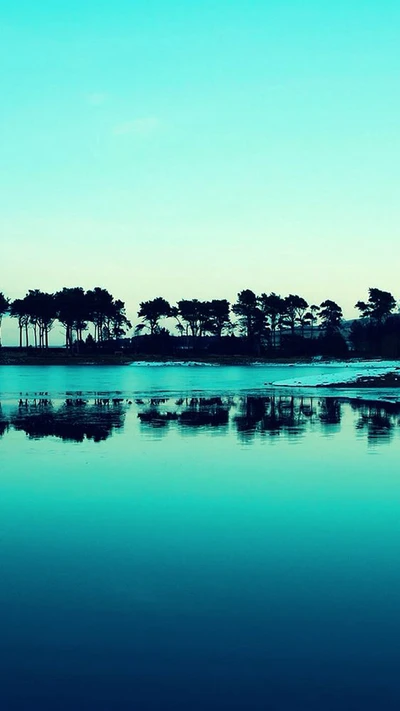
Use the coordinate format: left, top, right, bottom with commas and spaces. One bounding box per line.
137, 297, 172, 335
206, 299, 231, 337
233, 290, 263, 337
319, 299, 343, 334
86, 287, 115, 343
355, 288, 396, 324
260, 293, 285, 348
319, 299, 347, 355
9, 286, 130, 351
55, 287, 89, 350
283, 294, 309, 336
304, 304, 320, 339
110, 299, 131, 339
232, 290, 265, 354
0, 292, 10, 347
23, 290, 56, 349
176, 299, 204, 337
175, 300, 231, 338
10, 298, 29, 348
5, 282, 400, 358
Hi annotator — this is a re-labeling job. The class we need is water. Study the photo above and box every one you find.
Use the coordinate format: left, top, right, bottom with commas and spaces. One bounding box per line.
1, 366, 400, 710
1, 361, 396, 398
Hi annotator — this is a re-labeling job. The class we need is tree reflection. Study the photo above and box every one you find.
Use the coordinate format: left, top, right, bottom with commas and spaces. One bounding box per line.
1, 394, 400, 445
318, 398, 342, 427
136, 395, 400, 446
234, 396, 316, 442
9, 398, 128, 442
179, 397, 229, 429
353, 400, 400, 443
138, 397, 229, 431
137, 395, 318, 441
0, 406, 8, 438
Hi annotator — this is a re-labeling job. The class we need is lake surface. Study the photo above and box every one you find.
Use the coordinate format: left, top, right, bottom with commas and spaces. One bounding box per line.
1, 365, 400, 710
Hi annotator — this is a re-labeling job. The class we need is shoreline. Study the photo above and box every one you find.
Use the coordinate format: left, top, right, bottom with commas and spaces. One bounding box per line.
321, 373, 400, 388
0, 351, 339, 367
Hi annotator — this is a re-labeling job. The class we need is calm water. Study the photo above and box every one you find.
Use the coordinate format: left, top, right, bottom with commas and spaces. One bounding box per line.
1, 366, 400, 710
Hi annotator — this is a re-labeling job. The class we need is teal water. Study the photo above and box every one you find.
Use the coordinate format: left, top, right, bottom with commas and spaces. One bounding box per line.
1, 367, 400, 709
0, 361, 394, 398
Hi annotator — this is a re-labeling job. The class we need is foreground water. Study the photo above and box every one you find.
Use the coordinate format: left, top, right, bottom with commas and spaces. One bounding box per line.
1, 366, 400, 710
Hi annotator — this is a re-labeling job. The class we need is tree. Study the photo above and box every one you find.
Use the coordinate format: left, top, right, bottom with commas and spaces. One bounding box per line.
109, 299, 131, 339
54, 287, 130, 350
260, 293, 285, 349
319, 300, 348, 356
303, 304, 320, 339
9, 300, 21, 348
197, 301, 215, 337
355, 288, 396, 324
206, 300, 231, 337
319, 299, 343, 334
176, 299, 204, 337
23, 290, 56, 348
0, 292, 10, 347
86, 287, 114, 343
137, 297, 172, 335
55, 287, 89, 350
176, 300, 231, 338
283, 294, 309, 336
232, 290, 265, 353
10, 298, 29, 348
232, 290, 262, 338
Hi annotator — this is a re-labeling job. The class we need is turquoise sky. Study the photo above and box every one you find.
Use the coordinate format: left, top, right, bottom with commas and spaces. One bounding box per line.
1, 1, 399, 341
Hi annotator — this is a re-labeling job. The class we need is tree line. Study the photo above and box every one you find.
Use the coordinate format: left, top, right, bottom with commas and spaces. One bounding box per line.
135, 292, 345, 355
135, 287, 400, 357
0, 286, 399, 357
0, 287, 131, 350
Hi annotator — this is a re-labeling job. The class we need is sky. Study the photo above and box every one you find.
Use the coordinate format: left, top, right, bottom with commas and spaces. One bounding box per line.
1, 0, 400, 343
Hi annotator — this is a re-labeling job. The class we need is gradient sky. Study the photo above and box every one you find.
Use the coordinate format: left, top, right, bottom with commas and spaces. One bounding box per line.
1, 1, 400, 342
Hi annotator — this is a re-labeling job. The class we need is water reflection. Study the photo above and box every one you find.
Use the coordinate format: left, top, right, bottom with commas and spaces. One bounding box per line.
137, 395, 344, 442
353, 399, 400, 443
137, 395, 400, 445
0, 394, 400, 445
234, 395, 318, 441
318, 397, 342, 426
5, 398, 128, 442
0, 405, 8, 437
